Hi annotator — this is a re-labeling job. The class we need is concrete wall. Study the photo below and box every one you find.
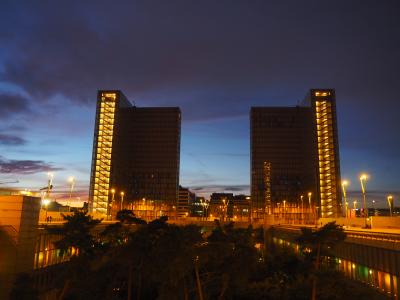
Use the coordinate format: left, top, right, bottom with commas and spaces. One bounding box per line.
0, 195, 41, 299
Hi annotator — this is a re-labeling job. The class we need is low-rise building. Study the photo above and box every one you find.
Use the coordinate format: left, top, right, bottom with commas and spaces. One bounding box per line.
178, 186, 195, 218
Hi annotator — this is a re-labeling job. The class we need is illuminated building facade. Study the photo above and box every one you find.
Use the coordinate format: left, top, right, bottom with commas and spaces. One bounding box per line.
89, 90, 181, 216
251, 89, 342, 219
305, 89, 342, 217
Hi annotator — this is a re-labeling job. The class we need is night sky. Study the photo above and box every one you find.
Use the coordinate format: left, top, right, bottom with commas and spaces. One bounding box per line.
0, 1, 399, 206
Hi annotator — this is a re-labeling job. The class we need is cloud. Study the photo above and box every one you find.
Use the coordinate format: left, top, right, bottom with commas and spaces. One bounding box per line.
0, 134, 27, 146
0, 93, 31, 118
190, 184, 249, 194
0, 0, 399, 191
0, 156, 62, 174
1, 1, 398, 109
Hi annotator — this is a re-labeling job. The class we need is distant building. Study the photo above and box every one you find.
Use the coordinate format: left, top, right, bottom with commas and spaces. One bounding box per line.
232, 194, 251, 221
190, 196, 206, 217
209, 193, 234, 219
178, 186, 195, 217
251, 89, 342, 218
89, 91, 181, 217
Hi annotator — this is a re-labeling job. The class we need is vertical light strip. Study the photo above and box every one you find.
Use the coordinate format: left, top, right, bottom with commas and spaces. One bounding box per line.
263, 161, 271, 214
92, 93, 116, 215
315, 99, 336, 217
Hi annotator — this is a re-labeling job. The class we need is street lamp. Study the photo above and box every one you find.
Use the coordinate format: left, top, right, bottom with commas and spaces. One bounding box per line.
387, 195, 394, 217
283, 200, 286, 221
204, 200, 210, 220
42, 198, 51, 221
342, 180, 349, 217
359, 174, 369, 226
222, 198, 229, 221
300, 195, 304, 222
109, 188, 115, 220
308, 192, 312, 210
372, 200, 376, 216
222, 198, 226, 221
120, 191, 125, 211
353, 200, 357, 218
200, 198, 205, 220
142, 198, 146, 219
46, 172, 54, 199
68, 176, 75, 212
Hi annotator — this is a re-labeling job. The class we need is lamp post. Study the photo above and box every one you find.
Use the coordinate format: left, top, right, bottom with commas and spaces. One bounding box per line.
204, 200, 209, 221
372, 200, 376, 216
172, 205, 176, 220
68, 176, 75, 212
353, 200, 357, 218
120, 191, 125, 211
342, 180, 349, 218
360, 174, 369, 227
222, 198, 226, 221
315, 206, 320, 226
200, 199, 204, 220
42, 198, 50, 222
222, 198, 230, 222
47, 172, 54, 199
387, 195, 394, 217
283, 200, 286, 222
109, 188, 115, 220
308, 192, 312, 211
142, 198, 146, 219
300, 195, 304, 223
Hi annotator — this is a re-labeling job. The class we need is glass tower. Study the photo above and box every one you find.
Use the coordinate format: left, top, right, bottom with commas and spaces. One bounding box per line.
250, 89, 342, 219
89, 90, 181, 217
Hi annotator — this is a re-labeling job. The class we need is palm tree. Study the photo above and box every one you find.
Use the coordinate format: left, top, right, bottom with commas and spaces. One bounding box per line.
197, 221, 260, 299
45, 211, 101, 300
46, 211, 101, 257
297, 221, 346, 300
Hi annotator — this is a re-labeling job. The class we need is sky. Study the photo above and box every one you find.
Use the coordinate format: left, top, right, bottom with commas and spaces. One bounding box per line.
0, 0, 399, 207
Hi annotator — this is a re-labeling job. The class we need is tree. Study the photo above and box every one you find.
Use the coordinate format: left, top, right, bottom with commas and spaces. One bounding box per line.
46, 211, 101, 257
116, 209, 147, 225
197, 221, 260, 299
45, 211, 101, 300
9, 273, 39, 300
296, 222, 346, 300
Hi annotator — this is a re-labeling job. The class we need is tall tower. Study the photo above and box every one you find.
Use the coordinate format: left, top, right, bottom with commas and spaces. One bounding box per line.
250, 89, 342, 220
306, 89, 342, 218
89, 90, 181, 217
89, 91, 131, 215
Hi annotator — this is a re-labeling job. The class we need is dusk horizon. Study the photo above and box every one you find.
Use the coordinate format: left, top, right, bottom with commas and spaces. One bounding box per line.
1, 1, 399, 207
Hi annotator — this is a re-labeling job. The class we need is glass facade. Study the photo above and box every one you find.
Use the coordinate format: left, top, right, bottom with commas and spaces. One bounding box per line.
250, 106, 316, 219
250, 89, 342, 219
89, 90, 181, 217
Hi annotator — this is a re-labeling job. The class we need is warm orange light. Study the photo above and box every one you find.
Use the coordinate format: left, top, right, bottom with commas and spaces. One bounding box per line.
92, 94, 117, 215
